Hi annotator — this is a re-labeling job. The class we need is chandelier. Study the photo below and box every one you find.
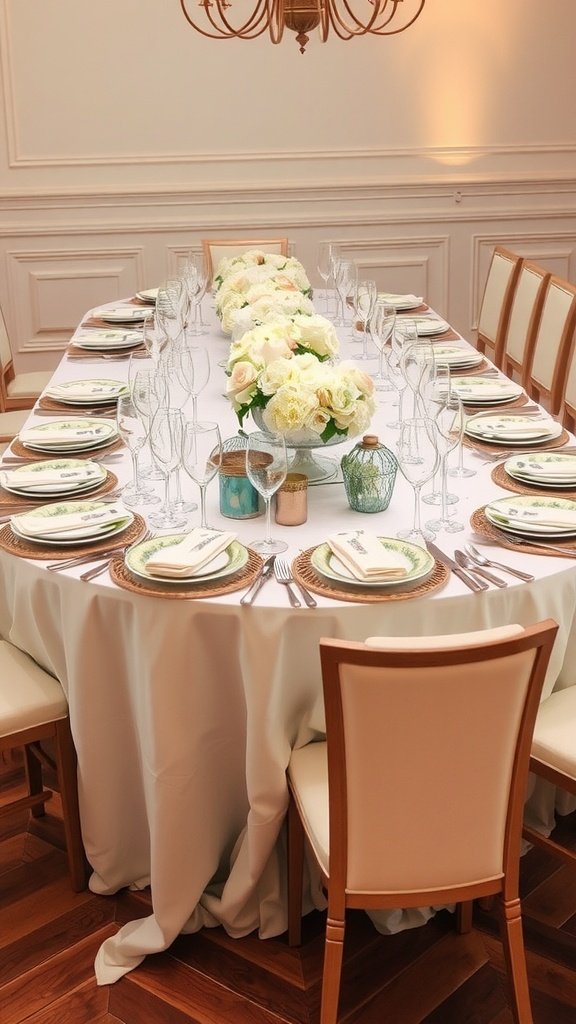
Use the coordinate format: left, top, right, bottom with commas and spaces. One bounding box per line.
179, 0, 426, 53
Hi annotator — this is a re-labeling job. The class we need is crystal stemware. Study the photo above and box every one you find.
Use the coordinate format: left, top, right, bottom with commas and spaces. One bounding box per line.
317, 242, 337, 315
426, 395, 465, 534
370, 300, 396, 391
115, 394, 160, 507
396, 417, 439, 544
179, 343, 210, 425
354, 279, 378, 360
245, 431, 288, 555
147, 408, 188, 529
334, 258, 355, 327
141, 311, 169, 366
181, 421, 222, 529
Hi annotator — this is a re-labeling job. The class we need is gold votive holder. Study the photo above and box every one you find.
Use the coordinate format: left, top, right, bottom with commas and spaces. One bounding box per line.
275, 473, 308, 526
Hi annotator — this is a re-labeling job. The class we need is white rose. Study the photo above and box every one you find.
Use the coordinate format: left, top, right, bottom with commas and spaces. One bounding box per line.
291, 314, 339, 358
263, 385, 319, 435
226, 360, 259, 399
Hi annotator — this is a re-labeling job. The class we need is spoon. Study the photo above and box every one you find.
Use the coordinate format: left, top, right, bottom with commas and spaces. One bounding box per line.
454, 550, 508, 588
464, 543, 535, 582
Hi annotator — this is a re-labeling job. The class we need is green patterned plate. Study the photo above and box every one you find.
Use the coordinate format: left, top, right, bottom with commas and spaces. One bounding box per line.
310, 536, 434, 589
125, 534, 249, 584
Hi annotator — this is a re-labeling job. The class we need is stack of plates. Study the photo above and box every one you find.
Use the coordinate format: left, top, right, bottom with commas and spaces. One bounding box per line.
92, 305, 150, 325
465, 414, 562, 446
0, 458, 107, 498
409, 316, 450, 336
310, 537, 434, 590
452, 377, 524, 405
10, 500, 134, 547
135, 288, 158, 304
45, 379, 128, 405
484, 495, 576, 538
504, 452, 576, 490
19, 418, 119, 454
125, 534, 248, 585
72, 330, 143, 351
377, 293, 424, 311
432, 346, 484, 370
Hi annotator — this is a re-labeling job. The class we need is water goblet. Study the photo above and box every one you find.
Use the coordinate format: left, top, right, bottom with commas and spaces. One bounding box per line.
181, 421, 222, 529
396, 417, 439, 544
245, 431, 288, 555
148, 408, 189, 529
370, 300, 396, 391
115, 394, 160, 507
426, 395, 465, 534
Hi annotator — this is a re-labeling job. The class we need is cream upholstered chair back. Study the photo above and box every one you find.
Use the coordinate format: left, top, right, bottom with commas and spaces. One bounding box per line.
524, 275, 576, 414
500, 261, 550, 378
203, 237, 289, 283
287, 621, 558, 1024
523, 686, 576, 867
476, 246, 523, 363
0, 300, 52, 411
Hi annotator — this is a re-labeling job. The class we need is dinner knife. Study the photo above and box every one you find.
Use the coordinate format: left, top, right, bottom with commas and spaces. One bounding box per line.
427, 541, 488, 593
240, 554, 276, 605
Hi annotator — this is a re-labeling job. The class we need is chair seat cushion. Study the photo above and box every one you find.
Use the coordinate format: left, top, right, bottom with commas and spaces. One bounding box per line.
288, 741, 329, 874
0, 409, 29, 440
7, 370, 52, 399
0, 641, 67, 736
532, 687, 576, 782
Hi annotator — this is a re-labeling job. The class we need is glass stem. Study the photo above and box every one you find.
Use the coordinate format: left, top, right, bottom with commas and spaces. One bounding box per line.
413, 483, 423, 535
396, 389, 405, 426
199, 484, 207, 528
192, 394, 198, 426
162, 472, 171, 513
264, 496, 272, 544
130, 450, 139, 490
440, 455, 448, 522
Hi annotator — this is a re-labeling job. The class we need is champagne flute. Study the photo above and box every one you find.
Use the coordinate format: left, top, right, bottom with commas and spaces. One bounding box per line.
179, 344, 210, 425
370, 300, 396, 391
181, 421, 222, 529
245, 431, 288, 555
156, 280, 184, 349
317, 242, 334, 315
141, 311, 169, 365
184, 254, 209, 335
131, 368, 167, 482
426, 395, 465, 534
421, 362, 459, 506
157, 353, 197, 514
355, 279, 378, 360
401, 339, 434, 417
115, 394, 160, 507
396, 417, 439, 544
148, 408, 188, 529
385, 345, 410, 430
334, 258, 355, 327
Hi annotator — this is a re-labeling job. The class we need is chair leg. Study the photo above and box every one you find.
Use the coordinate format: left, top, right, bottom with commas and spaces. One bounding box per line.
53, 718, 88, 892
321, 915, 346, 1024
499, 896, 533, 1024
287, 795, 305, 946
456, 900, 474, 933
24, 743, 46, 819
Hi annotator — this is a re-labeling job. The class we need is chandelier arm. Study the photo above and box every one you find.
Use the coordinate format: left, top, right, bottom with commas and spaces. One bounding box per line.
180, 0, 270, 39
370, 0, 426, 34
327, 0, 390, 39
268, 0, 286, 43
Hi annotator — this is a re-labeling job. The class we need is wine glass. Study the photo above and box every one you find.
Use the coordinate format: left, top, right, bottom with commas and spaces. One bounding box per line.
317, 242, 335, 315
401, 339, 434, 417
131, 368, 167, 482
396, 417, 439, 544
156, 353, 197, 514
426, 395, 465, 534
181, 421, 222, 529
355, 279, 378, 360
370, 300, 396, 391
421, 362, 459, 507
385, 345, 410, 430
141, 311, 169, 365
183, 254, 209, 335
245, 431, 288, 555
334, 258, 355, 327
179, 344, 210, 425
148, 408, 188, 529
115, 395, 160, 507
155, 279, 184, 348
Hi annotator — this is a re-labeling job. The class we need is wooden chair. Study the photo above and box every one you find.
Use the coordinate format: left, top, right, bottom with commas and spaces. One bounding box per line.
561, 335, 576, 431
497, 261, 550, 380
476, 246, 523, 364
0, 303, 52, 412
0, 639, 87, 891
522, 275, 576, 415
202, 237, 289, 285
287, 621, 559, 1024
523, 687, 576, 868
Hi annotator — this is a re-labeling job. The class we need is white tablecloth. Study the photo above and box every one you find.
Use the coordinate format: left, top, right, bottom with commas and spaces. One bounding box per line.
1, 299, 575, 982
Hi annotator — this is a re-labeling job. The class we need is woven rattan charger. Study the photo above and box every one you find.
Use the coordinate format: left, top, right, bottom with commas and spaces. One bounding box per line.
491, 462, 576, 500
0, 469, 119, 511
108, 547, 263, 600
470, 506, 576, 559
0, 513, 146, 561
291, 547, 449, 603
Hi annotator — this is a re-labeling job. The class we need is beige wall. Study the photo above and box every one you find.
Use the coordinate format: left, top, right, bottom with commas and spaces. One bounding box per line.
1, 0, 575, 370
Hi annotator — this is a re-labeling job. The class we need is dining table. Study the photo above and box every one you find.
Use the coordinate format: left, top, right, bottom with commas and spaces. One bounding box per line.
1, 292, 575, 984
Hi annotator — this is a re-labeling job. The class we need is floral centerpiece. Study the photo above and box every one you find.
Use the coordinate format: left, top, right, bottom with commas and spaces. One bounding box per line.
226, 317, 375, 444
214, 251, 313, 336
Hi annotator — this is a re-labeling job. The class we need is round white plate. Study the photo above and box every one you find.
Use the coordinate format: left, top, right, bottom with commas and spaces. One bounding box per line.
20, 419, 118, 454
310, 537, 434, 589
10, 500, 134, 546
484, 495, 576, 537
452, 377, 524, 402
94, 306, 150, 324
431, 347, 484, 368
1, 458, 107, 497
136, 288, 158, 303
45, 379, 128, 405
505, 453, 576, 488
466, 414, 562, 446
414, 318, 450, 336
378, 294, 424, 311
72, 335, 143, 351
125, 534, 248, 584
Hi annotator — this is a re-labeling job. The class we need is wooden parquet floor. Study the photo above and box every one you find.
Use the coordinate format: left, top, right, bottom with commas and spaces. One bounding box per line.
2, 768, 576, 1024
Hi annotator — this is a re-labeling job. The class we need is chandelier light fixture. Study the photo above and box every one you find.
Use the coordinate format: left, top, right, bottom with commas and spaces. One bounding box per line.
179, 0, 426, 53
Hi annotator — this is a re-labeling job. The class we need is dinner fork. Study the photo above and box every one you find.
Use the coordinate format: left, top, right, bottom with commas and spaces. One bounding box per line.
78, 529, 153, 581
275, 557, 317, 607
274, 558, 302, 608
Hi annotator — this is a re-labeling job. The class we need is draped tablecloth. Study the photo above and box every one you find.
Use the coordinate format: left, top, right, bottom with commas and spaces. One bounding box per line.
1, 299, 575, 982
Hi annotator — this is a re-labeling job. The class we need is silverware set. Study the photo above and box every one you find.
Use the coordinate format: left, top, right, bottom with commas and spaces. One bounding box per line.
428, 540, 537, 591
46, 528, 152, 574
240, 555, 317, 607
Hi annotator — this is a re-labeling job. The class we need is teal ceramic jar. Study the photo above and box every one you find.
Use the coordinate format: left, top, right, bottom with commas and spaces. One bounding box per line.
341, 434, 397, 513
218, 451, 263, 519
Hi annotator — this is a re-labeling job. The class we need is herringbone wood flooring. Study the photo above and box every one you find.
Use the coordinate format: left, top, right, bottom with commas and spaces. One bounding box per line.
2, 760, 576, 1024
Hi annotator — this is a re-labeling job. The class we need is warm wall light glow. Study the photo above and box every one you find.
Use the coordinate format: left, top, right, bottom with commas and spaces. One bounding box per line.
180, 0, 426, 53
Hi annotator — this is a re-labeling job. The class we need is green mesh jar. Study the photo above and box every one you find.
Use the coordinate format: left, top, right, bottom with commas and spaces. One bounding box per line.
341, 435, 397, 513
